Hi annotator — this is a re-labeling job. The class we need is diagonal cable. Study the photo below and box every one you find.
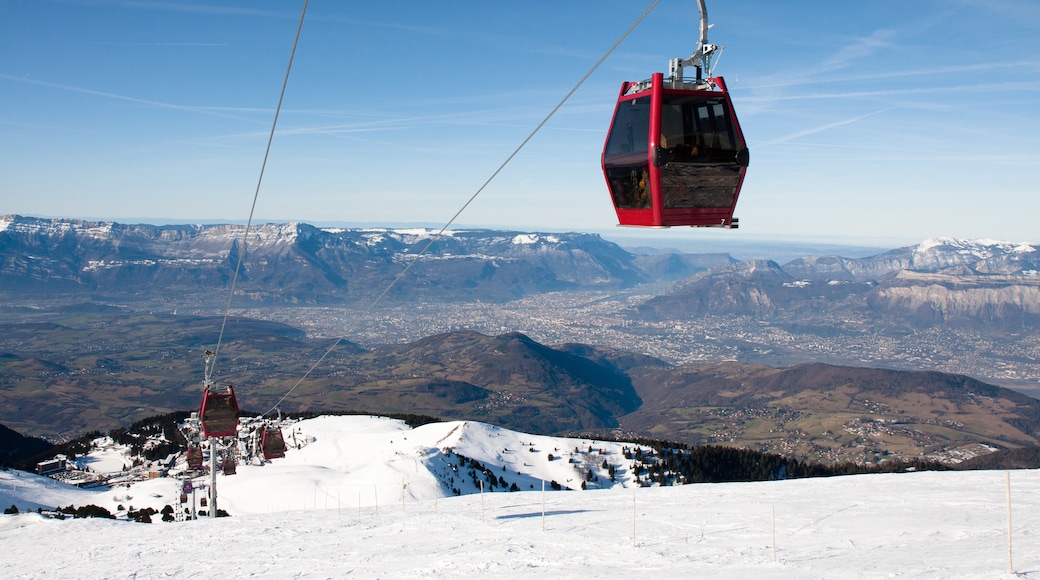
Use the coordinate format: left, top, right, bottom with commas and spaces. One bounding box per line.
210, 0, 309, 382
262, 0, 660, 414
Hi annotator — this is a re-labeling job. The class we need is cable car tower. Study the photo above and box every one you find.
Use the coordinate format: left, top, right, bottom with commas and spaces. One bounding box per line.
602, 0, 749, 228
197, 349, 240, 518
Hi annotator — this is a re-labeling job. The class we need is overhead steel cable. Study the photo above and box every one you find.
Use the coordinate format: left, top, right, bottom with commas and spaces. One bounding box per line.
209, 0, 309, 383
261, 0, 661, 415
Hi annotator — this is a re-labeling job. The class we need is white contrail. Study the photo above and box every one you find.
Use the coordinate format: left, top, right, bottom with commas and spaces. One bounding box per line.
0, 74, 260, 123
759, 109, 892, 147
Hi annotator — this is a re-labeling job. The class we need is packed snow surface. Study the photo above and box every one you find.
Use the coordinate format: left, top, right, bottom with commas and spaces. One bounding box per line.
2, 415, 1038, 578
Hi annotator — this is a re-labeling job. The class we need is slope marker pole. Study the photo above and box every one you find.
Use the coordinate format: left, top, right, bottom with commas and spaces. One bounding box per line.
771, 505, 777, 563
541, 480, 546, 532
1006, 471, 1013, 574
632, 490, 637, 547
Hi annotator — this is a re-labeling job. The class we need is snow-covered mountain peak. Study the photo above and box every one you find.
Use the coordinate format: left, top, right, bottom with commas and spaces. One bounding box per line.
910, 237, 1040, 275
916, 237, 1036, 257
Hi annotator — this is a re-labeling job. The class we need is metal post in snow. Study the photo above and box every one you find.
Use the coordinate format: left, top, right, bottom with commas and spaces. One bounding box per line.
632, 489, 637, 547
1006, 471, 1014, 574
541, 480, 546, 532
209, 437, 217, 518
772, 505, 777, 563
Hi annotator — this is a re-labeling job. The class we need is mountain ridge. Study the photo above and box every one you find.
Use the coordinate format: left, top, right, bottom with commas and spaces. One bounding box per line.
0, 215, 709, 304
2, 314, 1037, 465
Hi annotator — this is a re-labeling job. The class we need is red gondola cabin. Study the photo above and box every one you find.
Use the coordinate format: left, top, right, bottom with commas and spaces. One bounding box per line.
222, 454, 236, 476
261, 427, 287, 460
186, 446, 204, 470
602, 73, 748, 228
199, 385, 239, 438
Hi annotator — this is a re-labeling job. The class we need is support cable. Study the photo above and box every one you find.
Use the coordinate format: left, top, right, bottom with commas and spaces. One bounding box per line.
261, 0, 661, 415
210, 0, 309, 381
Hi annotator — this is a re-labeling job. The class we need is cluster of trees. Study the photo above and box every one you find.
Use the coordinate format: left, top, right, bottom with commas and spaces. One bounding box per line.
108, 412, 191, 462
445, 450, 521, 495
1, 503, 185, 522
615, 438, 951, 486
0, 424, 55, 467
958, 446, 1040, 470
57, 504, 116, 519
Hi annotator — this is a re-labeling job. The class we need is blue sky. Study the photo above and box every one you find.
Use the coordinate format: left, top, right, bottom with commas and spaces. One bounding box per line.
1, 0, 1038, 246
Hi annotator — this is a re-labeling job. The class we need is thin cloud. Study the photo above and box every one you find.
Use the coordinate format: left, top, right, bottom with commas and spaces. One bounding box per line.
815, 29, 898, 75
742, 81, 1040, 104
0, 74, 264, 124
759, 109, 892, 148
85, 41, 228, 47
81, 0, 290, 19
743, 60, 1040, 92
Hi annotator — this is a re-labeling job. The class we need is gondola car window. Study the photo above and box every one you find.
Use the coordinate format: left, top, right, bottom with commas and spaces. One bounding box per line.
658, 96, 744, 210
604, 97, 653, 209
659, 96, 738, 162
604, 97, 650, 155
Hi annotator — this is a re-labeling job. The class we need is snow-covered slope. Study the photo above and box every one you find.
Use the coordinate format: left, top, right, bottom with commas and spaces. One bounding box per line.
1, 415, 1039, 577
1, 416, 643, 519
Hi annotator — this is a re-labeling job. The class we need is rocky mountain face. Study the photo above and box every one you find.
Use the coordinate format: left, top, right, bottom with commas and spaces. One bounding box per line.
784, 238, 1040, 281
639, 237, 1040, 328
0, 215, 705, 304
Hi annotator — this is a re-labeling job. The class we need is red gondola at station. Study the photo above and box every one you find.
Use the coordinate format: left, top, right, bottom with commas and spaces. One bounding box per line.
602, 0, 748, 228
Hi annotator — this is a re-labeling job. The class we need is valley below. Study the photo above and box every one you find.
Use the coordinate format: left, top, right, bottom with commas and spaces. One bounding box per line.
2, 301, 1038, 467
2, 217, 1039, 467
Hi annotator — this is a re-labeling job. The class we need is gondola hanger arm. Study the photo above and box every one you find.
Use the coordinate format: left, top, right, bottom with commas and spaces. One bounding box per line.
667, 0, 723, 89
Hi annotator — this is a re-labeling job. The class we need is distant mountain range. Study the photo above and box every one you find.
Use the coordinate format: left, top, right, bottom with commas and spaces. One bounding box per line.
637, 237, 1040, 328
4, 216, 1038, 332
0, 215, 722, 304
